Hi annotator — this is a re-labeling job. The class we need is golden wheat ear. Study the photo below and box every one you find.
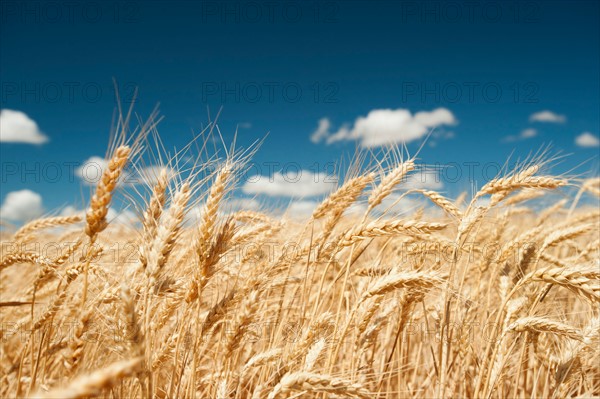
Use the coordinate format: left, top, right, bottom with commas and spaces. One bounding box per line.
84, 145, 131, 243
34, 357, 143, 399
366, 159, 415, 216
268, 372, 372, 399
13, 215, 82, 242
138, 168, 169, 271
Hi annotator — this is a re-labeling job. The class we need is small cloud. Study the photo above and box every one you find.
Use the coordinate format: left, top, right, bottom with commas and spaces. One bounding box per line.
473, 196, 491, 208
129, 166, 176, 186
403, 170, 444, 190
0, 189, 44, 222
61, 206, 84, 217
237, 122, 252, 129
375, 194, 429, 216
529, 110, 566, 123
311, 108, 457, 147
437, 130, 455, 139
502, 128, 538, 143
0, 109, 49, 144
188, 198, 262, 225
77, 158, 172, 186
575, 132, 600, 148
310, 118, 332, 143
225, 198, 261, 212
60, 206, 137, 226
107, 208, 138, 225
286, 200, 319, 218
76, 156, 109, 185
242, 170, 337, 198
429, 129, 455, 147
520, 128, 537, 138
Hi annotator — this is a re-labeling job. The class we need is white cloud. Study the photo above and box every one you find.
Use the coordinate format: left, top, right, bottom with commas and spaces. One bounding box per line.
0, 109, 49, 144
345, 202, 368, 216
575, 132, 600, 148
403, 170, 444, 190
311, 108, 456, 147
60, 206, 137, 226
60, 206, 84, 217
242, 170, 337, 198
226, 198, 261, 211
0, 189, 44, 222
77, 158, 173, 187
503, 128, 538, 143
375, 194, 433, 217
310, 118, 332, 143
286, 200, 319, 218
107, 208, 138, 225
129, 166, 176, 186
520, 128, 537, 138
187, 198, 262, 225
529, 110, 566, 123
76, 156, 109, 185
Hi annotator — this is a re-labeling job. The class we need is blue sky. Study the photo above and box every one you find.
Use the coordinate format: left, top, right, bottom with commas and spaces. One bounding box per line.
1, 0, 599, 222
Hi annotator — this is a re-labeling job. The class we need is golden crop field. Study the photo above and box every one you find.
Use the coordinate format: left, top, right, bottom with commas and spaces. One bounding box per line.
1, 115, 599, 399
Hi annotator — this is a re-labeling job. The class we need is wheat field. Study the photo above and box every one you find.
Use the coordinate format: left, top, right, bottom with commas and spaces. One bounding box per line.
1, 115, 599, 399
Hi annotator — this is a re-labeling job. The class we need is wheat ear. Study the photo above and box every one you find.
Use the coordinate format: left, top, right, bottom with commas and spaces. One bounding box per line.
358, 270, 445, 304
522, 264, 600, 303
268, 372, 372, 399
419, 190, 463, 218
63, 307, 94, 373
145, 182, 190, 279
34, 357, 142, 399
139, 168, 169, 270
313, 173, 374, 220
197, 162, 233, 263
366, 160, 415, 214
553, 317, 599, 395
120, 284, 144, 356
0, 252, 52, 272
85, 146, 131, 242
479, 172, 566, 205
13, 215, 82, 242
508, 316, 584, 341
339, 220, 447, 248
